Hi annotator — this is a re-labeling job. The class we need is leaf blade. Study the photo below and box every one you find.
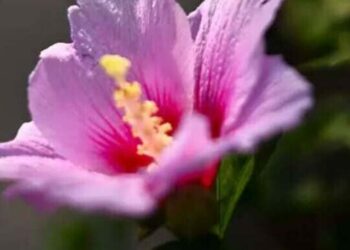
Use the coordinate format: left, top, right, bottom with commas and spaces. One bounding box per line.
215, 156, 255, 238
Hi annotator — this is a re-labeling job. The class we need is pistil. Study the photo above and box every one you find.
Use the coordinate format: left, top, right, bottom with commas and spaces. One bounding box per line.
100, 55, 173, 160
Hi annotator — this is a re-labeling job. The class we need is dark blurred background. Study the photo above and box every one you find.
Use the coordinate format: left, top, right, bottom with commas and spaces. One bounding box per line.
0, 0, 71, 249
0, 0, 349, 249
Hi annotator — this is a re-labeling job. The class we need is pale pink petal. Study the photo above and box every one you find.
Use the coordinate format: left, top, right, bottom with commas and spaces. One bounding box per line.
29, 43, 151, 174
0, 122, 59, 159
0, 156, 156, 217
69, 0, 195, 128
223, 56, 313, 151
190, 0, 283, 137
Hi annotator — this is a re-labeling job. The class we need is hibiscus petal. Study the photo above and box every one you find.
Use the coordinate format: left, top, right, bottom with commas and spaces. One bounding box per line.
149, 113, 230, 196
189, 0, 283, 137
0, 156, 156, 217
69, 0, 195, 128
0, 122, 59, 159
29, 43, 150, 173
223, 56, 313, 151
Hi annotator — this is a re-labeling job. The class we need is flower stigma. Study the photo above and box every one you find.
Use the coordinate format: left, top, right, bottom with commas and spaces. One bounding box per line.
100, 55, 173, 160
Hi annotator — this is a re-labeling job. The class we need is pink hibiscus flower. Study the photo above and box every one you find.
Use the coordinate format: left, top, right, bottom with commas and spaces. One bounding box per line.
0, 0, 312, 217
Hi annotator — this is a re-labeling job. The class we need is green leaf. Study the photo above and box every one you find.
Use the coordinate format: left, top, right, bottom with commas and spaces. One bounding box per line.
215, 156, 255, 238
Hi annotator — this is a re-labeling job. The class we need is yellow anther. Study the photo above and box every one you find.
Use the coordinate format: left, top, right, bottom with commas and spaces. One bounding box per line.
123, 83, 142, 99
159, 123, 173, 134
151, 117, 163, 126
114, 90, 125, 105
137, 145, 147, 156
99, 54, 173, 160
131, 127, 140, 137
163, 136, 173, 145
142, 101, 158, 115
124, 111, 143, 124
100, 55, 131, 82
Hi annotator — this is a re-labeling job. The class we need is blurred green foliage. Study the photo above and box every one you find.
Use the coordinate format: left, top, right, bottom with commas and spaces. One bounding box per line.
261, 97, 350, 213
46, 215, 136, 250
270, 0, 350, 68
165, 185, 218, 239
